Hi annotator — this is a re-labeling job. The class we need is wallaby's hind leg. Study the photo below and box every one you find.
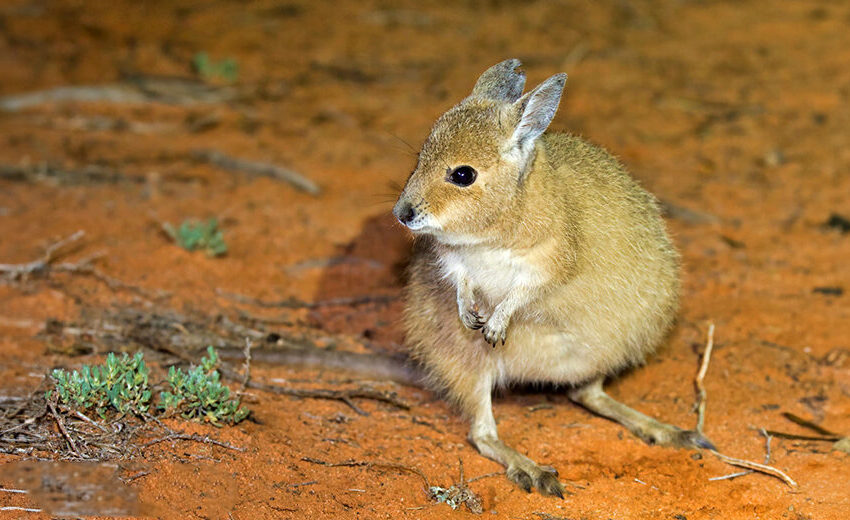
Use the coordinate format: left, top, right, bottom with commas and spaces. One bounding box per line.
465, 377, 565, 497
568, 377, 715, 450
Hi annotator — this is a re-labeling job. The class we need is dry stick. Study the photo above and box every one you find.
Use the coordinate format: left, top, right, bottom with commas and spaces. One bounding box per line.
192, 149, 320, 195
120, 471, 152, 484
694, 323, 798, 488
694, 322, 715, 434
240, 338, 253, 393
781, 412, 840, 437
0, 231, 167, 299
55, 257, 169, 300
0, 78, 239, 112
47, 399, 81, 457
708, 449, 797, 488
710, 428, 772, 481
62, 408, 110, 433
0, 230, 85, 277
301, 457, 430, 489
140, 433, 245, 452
766, 412, 845, 443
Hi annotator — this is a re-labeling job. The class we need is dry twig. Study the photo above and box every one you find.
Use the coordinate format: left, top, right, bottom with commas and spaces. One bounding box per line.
47, 398, 81, 457
0, 78, 239, 112
0, 230, 84, 278
240, 338, 253, 393
695, 322, 715, 434
140, 433, 245, 452
708, 448, 797, 488
693, 323, 799, 488
192, 149, 320, 195
0, 231, 167, 299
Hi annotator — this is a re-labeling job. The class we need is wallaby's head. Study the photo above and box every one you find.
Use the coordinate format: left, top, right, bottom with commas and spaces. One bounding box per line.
393, 59, 566, 244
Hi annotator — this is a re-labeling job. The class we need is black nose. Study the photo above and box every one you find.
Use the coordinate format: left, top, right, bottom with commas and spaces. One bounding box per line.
393, 201, 415, 224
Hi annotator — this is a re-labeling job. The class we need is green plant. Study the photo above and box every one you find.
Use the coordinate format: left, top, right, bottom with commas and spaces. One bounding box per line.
163, 218, 227, 257
192, 52, 239, 83
160, 346, 249, 426
49, 352, 152, 418
48, 348, 249, 426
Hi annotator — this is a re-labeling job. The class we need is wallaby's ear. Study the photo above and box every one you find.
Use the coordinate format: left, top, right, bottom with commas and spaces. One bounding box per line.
470, 59, 526, 103
509, 73, 566, 159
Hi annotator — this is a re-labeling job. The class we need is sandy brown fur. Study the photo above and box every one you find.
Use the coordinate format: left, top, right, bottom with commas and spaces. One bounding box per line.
394, 59, 708, 497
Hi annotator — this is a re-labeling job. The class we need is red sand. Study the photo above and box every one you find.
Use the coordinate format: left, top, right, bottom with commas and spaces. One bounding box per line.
1, 1, 848, 518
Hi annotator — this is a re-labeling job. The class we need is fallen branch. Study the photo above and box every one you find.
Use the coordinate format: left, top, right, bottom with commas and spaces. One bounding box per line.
119, 470, 152, 484
0, 85, 152, 111
708, 448, 797, 488
694, 322, 715, 434
0, 162, 201, 186
781, 412, 840, 437
709, 428, 772, 482
0, 230, 84, 278
0, 78, 239, 112
768, 412, 849, 452
693, 323, 798, 489
140, 433, 244, 452
0, 231, 168, 300
47, 398, 81, 457
192, 149, 320, 195
239, 338, 253, 393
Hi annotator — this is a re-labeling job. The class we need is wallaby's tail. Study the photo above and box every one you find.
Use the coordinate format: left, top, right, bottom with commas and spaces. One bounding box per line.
219, 347, 423, 387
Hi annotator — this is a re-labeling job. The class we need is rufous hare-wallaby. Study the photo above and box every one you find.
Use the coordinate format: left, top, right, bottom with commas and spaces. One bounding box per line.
393, 59, 713, 497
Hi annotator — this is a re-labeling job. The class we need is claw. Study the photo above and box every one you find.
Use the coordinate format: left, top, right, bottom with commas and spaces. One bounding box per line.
684, 430, 716, 451
507, 468, 533, 493
537, 470, 565, 498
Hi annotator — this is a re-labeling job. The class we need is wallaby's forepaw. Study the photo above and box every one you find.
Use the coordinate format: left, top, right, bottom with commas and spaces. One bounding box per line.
507, 464, 564, 498
481, 314, 508, 347
459, 305, 486, 330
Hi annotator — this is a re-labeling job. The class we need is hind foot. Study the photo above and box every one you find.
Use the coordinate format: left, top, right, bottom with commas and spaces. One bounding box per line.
506, 462, 565, 497
633, 422, 715, 450
568, 378, 716, 451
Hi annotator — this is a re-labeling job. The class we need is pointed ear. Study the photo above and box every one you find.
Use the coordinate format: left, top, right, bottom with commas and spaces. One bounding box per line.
470, 59, 526, 103
509, 73, 567, 157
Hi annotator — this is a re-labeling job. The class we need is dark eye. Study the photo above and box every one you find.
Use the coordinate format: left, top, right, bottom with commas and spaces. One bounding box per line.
447, 165, 477, 187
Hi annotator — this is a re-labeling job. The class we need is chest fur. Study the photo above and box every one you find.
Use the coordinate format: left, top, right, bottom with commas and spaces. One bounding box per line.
438, 245, 548, 303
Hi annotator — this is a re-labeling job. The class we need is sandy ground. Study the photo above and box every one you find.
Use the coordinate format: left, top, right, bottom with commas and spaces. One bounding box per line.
1, 0, 849, 518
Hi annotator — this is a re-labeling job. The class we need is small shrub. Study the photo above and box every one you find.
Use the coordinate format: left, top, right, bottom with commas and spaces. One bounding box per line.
163, 218, 227, 257
160, 346, 249, 426
49, 347, 248, 426
49, 352, 152, 418
192, 52, 239, 83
